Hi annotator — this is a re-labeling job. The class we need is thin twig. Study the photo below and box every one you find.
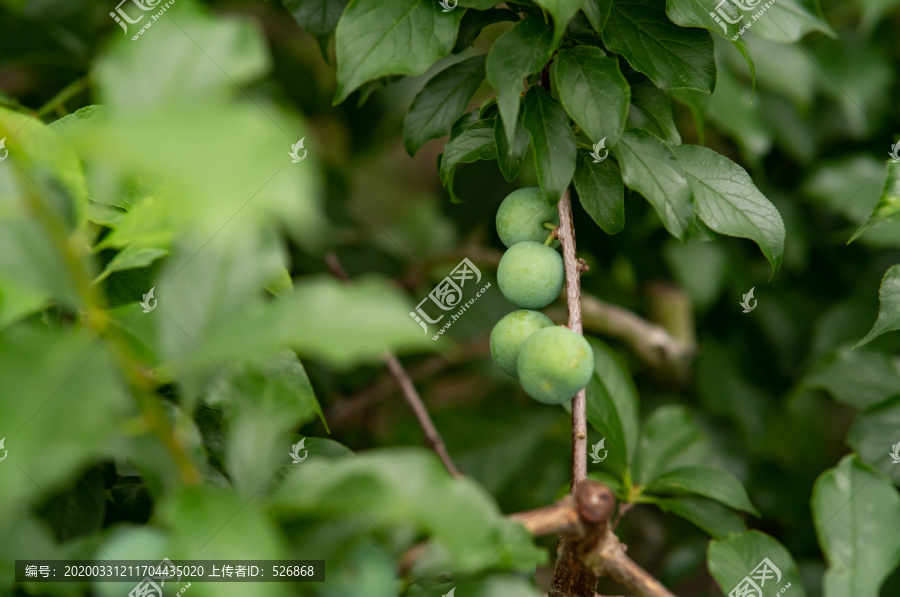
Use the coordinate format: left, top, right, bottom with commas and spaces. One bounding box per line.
556, 189, 587, 490
324, 252, 462, 478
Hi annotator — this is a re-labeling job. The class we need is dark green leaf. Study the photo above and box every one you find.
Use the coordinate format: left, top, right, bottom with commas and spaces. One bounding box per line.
812, 455, 900, 597
663, 0, 756, 80
453, 8, 519, 53
554, 46, 630, 146
672, 145, 785, 274
588, 337, 639, 461
522, 87, 577, 204
581, 0, 612, 31
439, 119, 498, 201
850, 161, 900, 243
495, 110, 530, 182
576, 373, 628, 478
645, 465, 758, 514
485, 17, 555, 144
653, 496, 747, 538
604, 0, 716, 93
803, 347, 900, 409
634, 404, 708, 485
334, 0, 463, 103
628, 81, 682, 144
708, 531, 808, 597
613, 130, 693, 240
403, 55, 486, 156
534, 0, 587, 43
857, 265, 900, 346
283, 0, 351, 55
573, 151, 625, 234
847, 394, 900, 487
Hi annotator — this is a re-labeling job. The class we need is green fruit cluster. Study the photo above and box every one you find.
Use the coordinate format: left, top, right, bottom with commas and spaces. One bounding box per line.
489, 188, 593, 404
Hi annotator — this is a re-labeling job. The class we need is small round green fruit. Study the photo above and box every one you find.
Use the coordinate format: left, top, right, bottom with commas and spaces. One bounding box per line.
495, 187, 559, 248
516, 326, 594, 404
490, 310, 555, 377
497, 241, 564, 309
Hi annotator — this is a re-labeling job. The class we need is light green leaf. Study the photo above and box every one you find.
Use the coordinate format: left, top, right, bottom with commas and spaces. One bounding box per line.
522, 87, 576, 204
485, 17, 554, 144
334, 0, 463, 104
495, 110, 530, 182
404, 55, 486, 156
604, 0, 716, 93
271, 449, 546, 573
746, 0, 835, 42
554, 46, 630, 146
708, 531, 807, 597
802, 346, 900, 409
284, 0, 351, 55
573, 151, 625, 234
535, 0, 587, 44
613, 130, 693, 241
672, 145, 785, 274
635, 404, 708, 485
847, 394, 900, 487
95, 245, 169, 283
653, 496, 747, 538
588, 337, 639, 461
812, 455, 900, 597
439, 119, 498, 202
850, 161, 900, 243
645, 465, 758, 515
453, 8, 519, 53
664, 0, 756, 79
857, 265, 900, 346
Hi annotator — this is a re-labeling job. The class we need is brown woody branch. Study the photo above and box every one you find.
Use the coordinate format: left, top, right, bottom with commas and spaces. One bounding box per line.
324, 252, 462, 478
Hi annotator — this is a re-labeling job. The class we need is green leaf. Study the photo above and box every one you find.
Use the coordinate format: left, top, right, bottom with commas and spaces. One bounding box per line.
802, 347, 900, 410
588, 337, 639, 461
653, 496, 747, 538
95, 245, 169, 283
522, 87, 577, 204
573, 151, 625, 234
177, 276, 437, 373
847, 394, 900, 487
708, 531, 807, 597
604, 0, 716, 93
485, 17, 555, 144
494, 110, 530, 182
439, 118, 498, 202
812, 455, 900, 597
453, 8, 519, 53
634, 404, 708, 485
857, 265, 900, 346
577, 374, 628, 478
613, 130, 693, 241
554, 46, 630, 146
672, 145, 785, 274
645, 465, 758, 515
283, 0, 352, 55
534, 0, 587, 44
850, 161, 900, 243
627, 81, 682, 144
403, 55, 486, 156
745, 0, 835, 42
271, 448, 546, 573
333, 0, 464, 104
664, 0, 756, 80
581, 0, 612, 31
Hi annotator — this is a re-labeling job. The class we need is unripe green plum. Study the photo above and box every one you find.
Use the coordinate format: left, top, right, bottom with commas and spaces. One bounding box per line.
490, 310, 554, 377
496, 187, 559, 248
497, 241, 564, 309
516, 326, 594, 404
